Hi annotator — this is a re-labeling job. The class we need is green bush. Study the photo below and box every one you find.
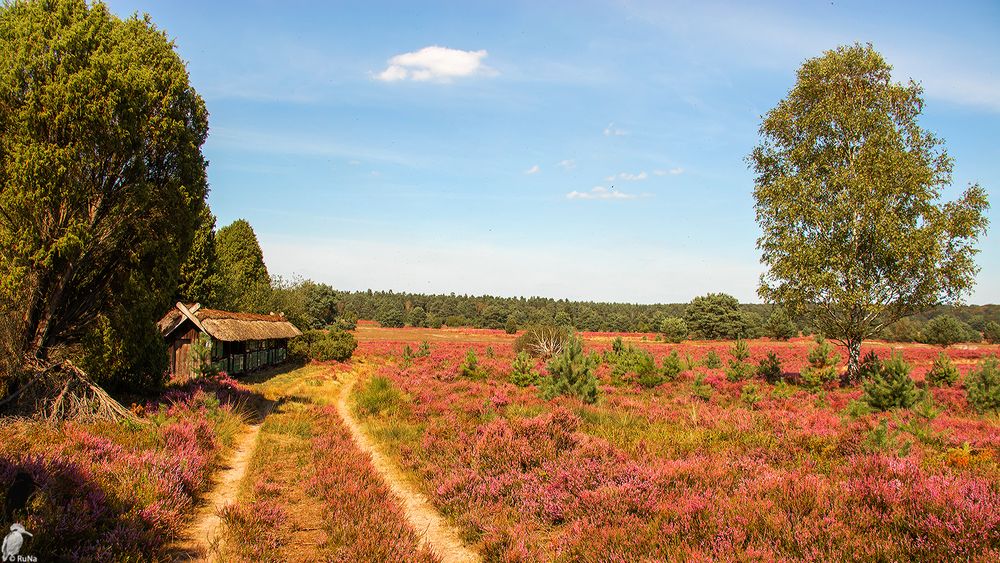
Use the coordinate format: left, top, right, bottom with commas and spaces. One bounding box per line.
542, 335, 599, 404
702, 350, 722, 369
416, 340, 431, 357
983, 321, 1000, 344
684, 293, 761, 340
354, 376, 406, 416
756, 351, 783, 383
509, 351, 540, 387
374, 303, 406, 328
862, 353, 922, 411
659, 317, 688, 343
459, 349, 487, 380
926, 352, 959, 387
965, 356, 1000, 413
661, 351, 684, 381
764, 308, 797, 340
691, 373, 713, 401
290, 329, 357, 362
920, 315, 979, 347
857, 350, 882, 382
800, 335, 840, 391
741, 383, 761, 409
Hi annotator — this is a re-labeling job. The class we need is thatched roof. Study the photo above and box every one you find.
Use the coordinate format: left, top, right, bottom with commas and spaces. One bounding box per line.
159, 302, 301, 342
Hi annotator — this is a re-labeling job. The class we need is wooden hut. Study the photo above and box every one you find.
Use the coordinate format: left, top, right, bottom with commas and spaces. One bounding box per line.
158, 302, 302, 378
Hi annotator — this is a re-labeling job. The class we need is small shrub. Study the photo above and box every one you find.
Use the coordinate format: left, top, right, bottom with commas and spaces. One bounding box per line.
730, 339, 750, 362
771, 380, 795, 399
459, 349, 488, 380
844, 399, 873, 418
510, 352, 541, 387
740, 383, 761, 409
965, 356, 1000, 413
542, 335, 598, 404
355, 376, 406, 416
926, 352, 959, 387
416, 340, 431, 357
702, 350, 722, 369
756, 351, 783, 383
691, 373, 713, 401
800, 335, 840, 392
862, 353, 922, 411
661, 351, 683, 381
807, 335, 840, 369
857, 350, 882, 382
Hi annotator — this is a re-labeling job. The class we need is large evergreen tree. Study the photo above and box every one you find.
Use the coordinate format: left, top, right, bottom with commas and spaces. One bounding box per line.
0, 0, 208, 388
215, 219, 271, 313
750, 44, 989, 381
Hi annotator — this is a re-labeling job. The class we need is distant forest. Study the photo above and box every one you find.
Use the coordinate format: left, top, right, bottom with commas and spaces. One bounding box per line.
334, 289, 1000, 341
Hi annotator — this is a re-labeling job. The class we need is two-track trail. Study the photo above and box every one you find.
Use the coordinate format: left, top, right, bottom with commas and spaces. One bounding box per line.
336, 363, 482, 563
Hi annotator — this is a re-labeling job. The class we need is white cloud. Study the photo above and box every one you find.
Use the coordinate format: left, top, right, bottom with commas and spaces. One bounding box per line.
654, 167, 684, 176
603, 122, 628, 136
566, 186, 648, 200
557, 159, 576, 170
607, 171, 648, 181
524, 164, 541, 175
376, 46, 495, 82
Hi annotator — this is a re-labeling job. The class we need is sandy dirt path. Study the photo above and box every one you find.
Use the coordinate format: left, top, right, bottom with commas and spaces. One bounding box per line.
336, 367, 482, 563
169, 413, 265, 561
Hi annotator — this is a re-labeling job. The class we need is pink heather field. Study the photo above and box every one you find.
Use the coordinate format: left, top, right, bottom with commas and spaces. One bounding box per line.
349, 326, 1000, 561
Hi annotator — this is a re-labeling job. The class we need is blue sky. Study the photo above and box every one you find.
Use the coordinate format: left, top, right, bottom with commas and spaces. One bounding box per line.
106, 0, 1000, 304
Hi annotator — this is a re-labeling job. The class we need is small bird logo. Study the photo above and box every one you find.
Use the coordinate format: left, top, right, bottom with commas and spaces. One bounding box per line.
2, 523, 32, 558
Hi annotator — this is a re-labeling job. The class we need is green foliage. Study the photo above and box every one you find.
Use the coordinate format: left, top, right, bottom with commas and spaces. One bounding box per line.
984, 321, 1000, 345
965, 356, 1000, 413
800, 336, 841, 391
407, 306, 427, 328
741, 383, 761, 409
177, 206, 222, 307
375, 303, 406, 328
920, 315, 979, 347
189, 333, 219, 380
661, 351, 684, 381
702, 350, 722, 369
862, 353, 922, 411
751, 43, 990, 380
807, 335, 840, 369
289, 329, 357, 362
862, 418, 910, 456
216, 220, 272, 313
354, 376, 406, 417
684, 293, 760, 340
0, 0, 209, 384
691, 373, 713, 401
764, 308, 797, 340
730, 339, 750, 361
416, 341, 431, 358
504, 314, 519, 335
926, 352, 959, 387
756, 351, 783, 383
425, 313, 443, 329
542, 335, 599, 404
857, 351, 883, 382
459, 349, 488, 380
269, 276, 340, 331
509, 351, 540, 387
880, 318, 923, 343
659, 317, 688, 343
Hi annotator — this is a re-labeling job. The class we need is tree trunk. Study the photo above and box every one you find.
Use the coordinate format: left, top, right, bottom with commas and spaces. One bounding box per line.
843, 337, 862, 385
